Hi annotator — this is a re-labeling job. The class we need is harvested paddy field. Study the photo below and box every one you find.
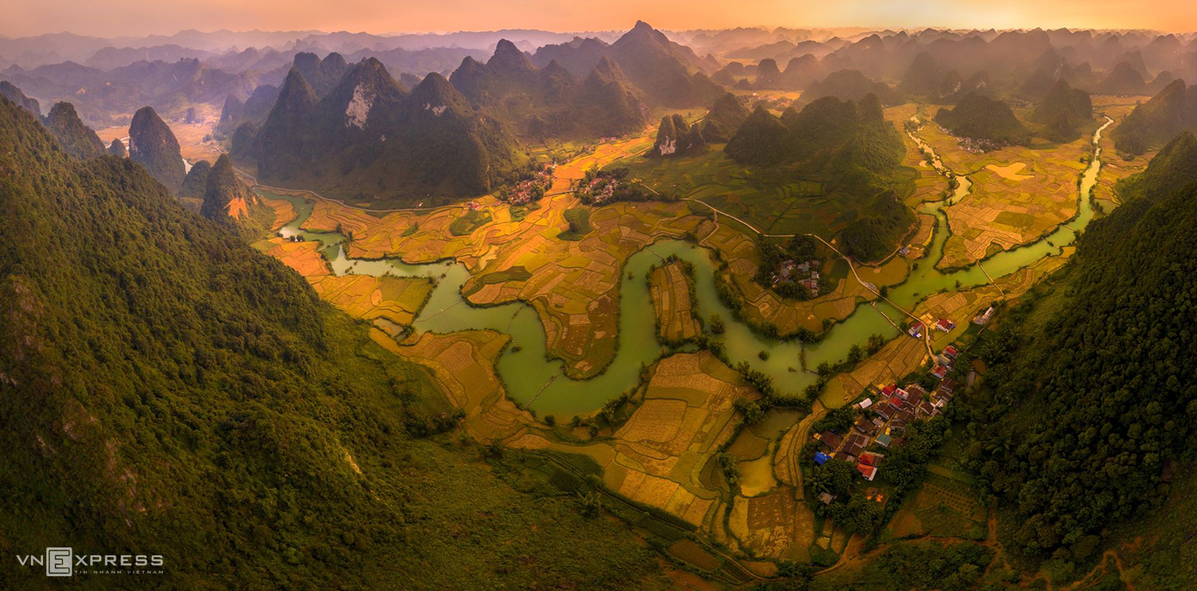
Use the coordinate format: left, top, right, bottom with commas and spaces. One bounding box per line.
265, 133, 712, 379
255, 237, 434, 327
825, 329, 929, 406
397, 330, 532, 442
649, 260, 702, 343
503, 351, 758, 527
919, 115, 1090, 269
729, 490, 816, 561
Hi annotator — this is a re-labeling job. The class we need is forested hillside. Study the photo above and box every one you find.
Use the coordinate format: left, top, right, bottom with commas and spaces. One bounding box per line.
959, 140, 1197, 572
725, 93, 912, 260
935, 92, 1031, 145
0, 95, 669, 589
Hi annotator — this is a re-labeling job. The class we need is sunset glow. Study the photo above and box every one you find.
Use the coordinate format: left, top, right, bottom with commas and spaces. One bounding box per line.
6, 0, 1197, 37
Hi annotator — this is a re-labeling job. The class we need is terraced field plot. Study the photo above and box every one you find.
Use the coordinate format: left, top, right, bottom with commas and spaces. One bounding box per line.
649, 260, 702, 343
885, 467, 986, 541
919, 112, 1091, 268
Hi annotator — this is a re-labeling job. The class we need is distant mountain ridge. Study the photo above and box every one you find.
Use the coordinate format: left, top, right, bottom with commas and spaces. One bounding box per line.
237, 55, 526, 206
448, 40, 649, 139
529, 22, 722, 108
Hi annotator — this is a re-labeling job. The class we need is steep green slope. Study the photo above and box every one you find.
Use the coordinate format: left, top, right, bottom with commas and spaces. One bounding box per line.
699, 92, 750, 142
1031, 79, 1092, 124
42, 101, 106, 160
725, 94, 911, 260
650, 114, 705, 157
179, 158, 211, 199
0, 95, 668, 589
1115, 130, 1197, 201
449, 42, 649, 140
0, 80, 41, 116
200, 154, 274, 240
1110, 79, 1197, 155
935, 92, 1031, 145
960, 144, 1197, 566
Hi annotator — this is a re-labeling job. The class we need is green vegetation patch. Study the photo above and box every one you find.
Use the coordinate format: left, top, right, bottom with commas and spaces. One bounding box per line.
557, 207, 593, 241
449, 208, 493, 236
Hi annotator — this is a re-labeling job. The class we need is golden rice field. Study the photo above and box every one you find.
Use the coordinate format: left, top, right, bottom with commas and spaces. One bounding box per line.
255, 237, 434, 327
503, 351, 757, 527
919, 111, 1091, 269
272, 130, 712, 378
649, 261, 702, 343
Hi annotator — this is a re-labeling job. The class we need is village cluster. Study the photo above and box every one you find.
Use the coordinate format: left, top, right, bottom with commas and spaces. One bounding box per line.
501, 163, 555, 205
812, 358, 961, 486
811, 315, 975, 494
773, 258, 822, 293
938, 124, 1007, 153
580, 174, 620, 204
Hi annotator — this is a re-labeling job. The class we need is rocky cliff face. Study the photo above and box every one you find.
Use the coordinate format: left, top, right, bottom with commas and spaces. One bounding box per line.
201, 154, 273, 237
129, 106, 186, 194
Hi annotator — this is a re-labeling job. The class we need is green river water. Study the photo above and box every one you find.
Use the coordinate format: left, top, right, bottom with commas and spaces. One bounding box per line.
264, 117, 1111, 418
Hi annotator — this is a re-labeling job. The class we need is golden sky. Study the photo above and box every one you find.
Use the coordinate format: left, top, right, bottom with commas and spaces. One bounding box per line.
5, 0, 1197, 38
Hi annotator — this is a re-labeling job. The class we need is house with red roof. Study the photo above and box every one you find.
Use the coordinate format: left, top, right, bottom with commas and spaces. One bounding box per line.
857, 464, 878, 481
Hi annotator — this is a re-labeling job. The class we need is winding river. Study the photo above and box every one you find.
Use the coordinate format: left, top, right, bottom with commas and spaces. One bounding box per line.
265, 117, 1112, 418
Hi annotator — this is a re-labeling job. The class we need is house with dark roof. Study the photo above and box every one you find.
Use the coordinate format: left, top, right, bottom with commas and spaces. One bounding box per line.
875, 404, 894, 420
816, 430, 843, 450
844, 433, 869, 457
907, 390, 923, 408
917, 400, 937, 417
854, 417, 879, 436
